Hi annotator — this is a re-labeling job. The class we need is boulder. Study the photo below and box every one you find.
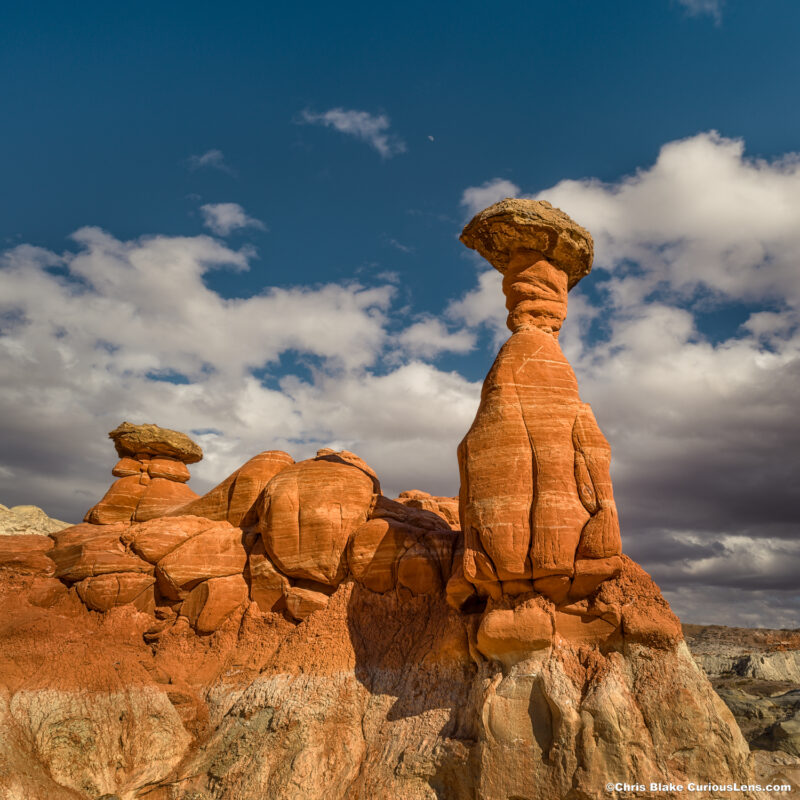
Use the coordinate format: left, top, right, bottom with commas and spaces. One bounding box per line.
132, 478, 198, 522
258, 453, 377, 585
247, 537, 289, 612
52, 528, 153, 583
126, 515, 211, 563
156, 522, 246, 600
315, 448, 381, 492
75, 572, 156, 612
348, 518, 414, 594
460, 197, 593, 288
284, 585, 330, 621
111, 457, 143, 477
147, 457, 191, 483
180, 574, 248, 634
370, 494, 454, 532
53, 521, 126, 548
109, 421, 203, 463
0, 533, 55, 575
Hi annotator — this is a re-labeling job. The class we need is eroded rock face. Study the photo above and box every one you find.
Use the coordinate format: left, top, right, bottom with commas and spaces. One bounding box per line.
458, 198, 622, 607
0, 561, 762, 800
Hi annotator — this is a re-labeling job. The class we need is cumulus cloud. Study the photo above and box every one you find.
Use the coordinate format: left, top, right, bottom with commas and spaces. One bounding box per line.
186, 149, 235, 174
299, 108, 406, 158
460, 178, 521, 218
455, 131, 800, 626
444, 268, 507, 346
199, 203, 266, 236
396, 318, 476, 358
0, 228, 479, 523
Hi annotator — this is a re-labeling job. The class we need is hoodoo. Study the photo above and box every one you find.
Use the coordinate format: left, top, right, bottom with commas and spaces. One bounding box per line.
0, 201, 765, 800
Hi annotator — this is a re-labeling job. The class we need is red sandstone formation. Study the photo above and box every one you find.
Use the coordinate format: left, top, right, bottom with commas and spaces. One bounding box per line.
458, 199, 622, 611
0, 200, 764, 800
168, 449, 295, 526
85, 422, 201, 524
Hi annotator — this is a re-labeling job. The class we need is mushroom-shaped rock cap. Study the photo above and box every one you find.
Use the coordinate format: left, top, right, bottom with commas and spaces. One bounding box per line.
460, 198, 594, 289
109, 422, 203, 464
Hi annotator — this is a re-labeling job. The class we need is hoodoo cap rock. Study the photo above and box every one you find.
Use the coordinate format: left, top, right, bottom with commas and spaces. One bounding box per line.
460, 198, 594, 289
109, 422, 203, 464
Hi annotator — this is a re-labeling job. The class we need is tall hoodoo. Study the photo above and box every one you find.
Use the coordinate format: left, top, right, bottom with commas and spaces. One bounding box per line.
458, 198, 622, 607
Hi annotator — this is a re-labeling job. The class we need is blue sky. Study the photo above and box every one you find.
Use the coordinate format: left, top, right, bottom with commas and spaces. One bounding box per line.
2, 0, 799, 626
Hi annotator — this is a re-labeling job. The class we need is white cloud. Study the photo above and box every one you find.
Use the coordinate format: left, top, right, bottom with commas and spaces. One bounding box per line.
676, 0, 723, 22
396, 318, 476, 358
460, 178, 521, 218
445, 268, 507, 346
299, 108, 406, 158
0, 228, 479, 522
539, 131, 800, 305
186, 149, 234, 174
199, 203, 266, 236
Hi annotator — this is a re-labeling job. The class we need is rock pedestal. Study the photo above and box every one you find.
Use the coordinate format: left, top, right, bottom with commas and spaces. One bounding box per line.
84, 422, 201, 524
458, 199, 622, 611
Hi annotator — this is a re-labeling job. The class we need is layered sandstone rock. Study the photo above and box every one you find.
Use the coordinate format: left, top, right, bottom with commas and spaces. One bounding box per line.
0, 532, 56, 575
458, 198, 622, 605
85, 423, 201, 524
169, 450, 294, 526
256, 450, 379, 585
395, 490, 460, 529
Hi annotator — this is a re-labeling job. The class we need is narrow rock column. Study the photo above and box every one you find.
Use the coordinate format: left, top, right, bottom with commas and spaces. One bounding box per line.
458, 199, 622, 604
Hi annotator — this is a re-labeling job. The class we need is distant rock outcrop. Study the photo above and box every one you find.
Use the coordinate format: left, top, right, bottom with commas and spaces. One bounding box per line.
685, 623, 800, 775
0, 200, 774, 800
0, 503, 70, 536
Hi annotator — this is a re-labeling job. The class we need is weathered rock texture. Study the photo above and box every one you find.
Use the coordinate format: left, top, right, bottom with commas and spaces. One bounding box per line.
85, 423, 204, 525
458, 199, 622, 611
0, 200, 770, 799
169, 450, 295, 527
